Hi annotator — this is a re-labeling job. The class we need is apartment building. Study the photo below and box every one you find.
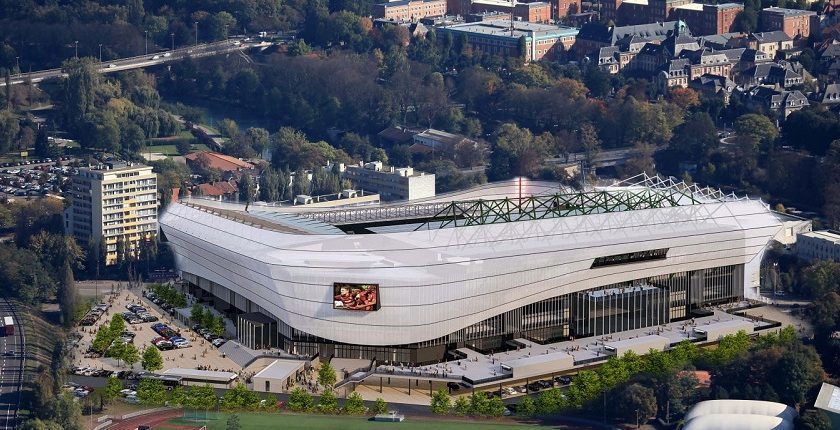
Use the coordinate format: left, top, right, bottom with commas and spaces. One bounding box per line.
344, 162, 435, 201
65, 162, 158, 265
372, 0, 447, 21
797, 230, 840, 262
436, 21, 579, 62
761, 7, 818, 39
671, 3, 742, 36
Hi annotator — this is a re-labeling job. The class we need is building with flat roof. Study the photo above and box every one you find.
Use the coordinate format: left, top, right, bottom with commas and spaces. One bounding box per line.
761, 7, 818, 39
671, 3, 742, 36
65, 162, 157, 265
797, 230, 840, 262
159, 174, 809, 364
372, 0, 447, 21
343, 162, 435, 201
436, 21, 579, 62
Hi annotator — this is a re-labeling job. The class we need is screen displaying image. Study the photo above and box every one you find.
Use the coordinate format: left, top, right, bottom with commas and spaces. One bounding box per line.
333, 283, 380, 311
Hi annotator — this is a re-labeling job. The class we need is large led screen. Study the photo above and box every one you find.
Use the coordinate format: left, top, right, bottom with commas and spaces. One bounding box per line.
333, 283, 380, 311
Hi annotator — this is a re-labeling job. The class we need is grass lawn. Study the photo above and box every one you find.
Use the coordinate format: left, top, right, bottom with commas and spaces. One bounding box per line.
167, 412, 547, 430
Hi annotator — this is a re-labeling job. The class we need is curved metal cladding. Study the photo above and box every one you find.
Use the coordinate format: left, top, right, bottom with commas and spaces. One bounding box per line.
160, 199, 784, 346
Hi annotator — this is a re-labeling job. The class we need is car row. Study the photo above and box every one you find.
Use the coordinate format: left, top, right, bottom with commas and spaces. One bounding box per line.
192, 325, 226, 348
79, 302, 111, 326
62, 382, 96, 398
70, 366, 114, 377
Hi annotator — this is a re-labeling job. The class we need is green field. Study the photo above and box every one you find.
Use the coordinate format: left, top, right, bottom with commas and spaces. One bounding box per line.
167, 412, 549, 430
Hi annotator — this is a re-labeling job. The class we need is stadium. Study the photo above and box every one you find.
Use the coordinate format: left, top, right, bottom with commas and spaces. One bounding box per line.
159, 174, 807, 364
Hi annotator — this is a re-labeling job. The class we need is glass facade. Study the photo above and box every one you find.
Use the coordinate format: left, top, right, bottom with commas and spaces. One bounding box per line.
184, 264, 745, 364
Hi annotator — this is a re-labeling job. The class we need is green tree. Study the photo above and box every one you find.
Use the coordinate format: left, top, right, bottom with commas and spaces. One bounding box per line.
210, 315, 225, 337
518, 396, 536, 416
264, 393, 278, 410
142, 346, 163, 372
45, 393, 83, 430
319, 389, 338, 414
772, 346, 825, 406
796, 409, 833, 430
122, 343, 139, 368
58, 262, 78, 327
238, 172, 255, 211
452, 396, 470, 416
468, 392, 490, 416
102, 377, 123, 404
169, 386, 186, 407
218, 118, 240, 138
318, 362, 337, 388
109, 341, 126, 366
226, 414, 241, 430
137, 379, 167, 405
670, 111, 718, 160
186, 385, 218, 411
344, 392, 366, 414
109, 314, 126, 335
567, 370, 602, 406
0, 110, 20, 154
487, 396, 506, 417
535, 388, 566, 414
430, 389, 451, 415
616, 383, 657, 425
190, 303, 203, 325
288, 387, 314, 412
372, 397, 388, 414
734, 114, 778, 149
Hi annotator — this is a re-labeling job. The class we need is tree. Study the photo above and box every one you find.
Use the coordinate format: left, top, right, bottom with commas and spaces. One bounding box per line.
218, 118, 240, 138
287, 387, 314, 412
58, 262, 78, 327
468, 392, 490, 416
373, 397, 388, 414
0, 110, 20, 154
34, 128, 53, 158
772, 346, 825, 406
18, 419, 64, 430
109, 314, 126, 335
616, 383, 657, 425
122, 343, 139, 369
452, 396, 470, 415
44, 393, 83, 430
185, 385, 218, 411
487, 396, 506, 417
318, 362, 337, 388
319, 389, 338, 414
670, 112, 718, 160
518, 396, 536, 416
141, 345, 163, 372
169, 386, 186, 407
344, 392, 366, 414
734, 114, 778, 149
226, 414, 241, 430
796, 409, 832, 430
137, 379, 167, 405
430, 389, 451, 414
190, 303, 204, 325
238, 172, 255, 211
734, 9, 758, 33
264, 393, 278, 410
102, 377, 123, 404
210, 315, 225, 337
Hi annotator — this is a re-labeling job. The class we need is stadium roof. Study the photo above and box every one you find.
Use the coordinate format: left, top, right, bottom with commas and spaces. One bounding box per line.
178, 174, 759, 235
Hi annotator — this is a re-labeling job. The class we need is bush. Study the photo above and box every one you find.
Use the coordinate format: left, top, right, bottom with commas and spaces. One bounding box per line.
343, 392, 366, 415
287, 387, 314, 412
318, 389, 338, 414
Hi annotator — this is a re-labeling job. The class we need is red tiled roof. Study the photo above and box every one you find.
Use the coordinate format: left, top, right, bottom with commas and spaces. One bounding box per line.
195, 182, 237, 197
185, 151, 254, 172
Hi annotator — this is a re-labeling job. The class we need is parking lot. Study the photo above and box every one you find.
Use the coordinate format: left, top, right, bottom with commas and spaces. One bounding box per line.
69, 289, 240, 379
0, 157, 75, 200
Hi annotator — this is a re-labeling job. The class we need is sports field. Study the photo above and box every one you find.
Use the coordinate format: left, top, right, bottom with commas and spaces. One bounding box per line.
164, 412, 548, 430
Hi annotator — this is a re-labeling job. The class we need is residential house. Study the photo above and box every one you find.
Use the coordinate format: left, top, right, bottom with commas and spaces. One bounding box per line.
689, 74, 736, 104
184, 151, 255, 174
743, 86, 809, 118
746, 31, 793, 59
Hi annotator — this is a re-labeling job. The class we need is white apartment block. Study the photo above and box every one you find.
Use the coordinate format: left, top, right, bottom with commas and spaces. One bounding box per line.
344, 162, 435, 201
65, 162, 158, 265
797, 230, 840, 263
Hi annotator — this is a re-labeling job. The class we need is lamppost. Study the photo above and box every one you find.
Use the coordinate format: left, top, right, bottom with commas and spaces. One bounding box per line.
14, 56, 19, 76
144, 30, 148, 55
170, 33, 175, 51
194, 21, 199, 45
224, 24, 228, 40
98, 44, 102, 63
74, 40, 79, 58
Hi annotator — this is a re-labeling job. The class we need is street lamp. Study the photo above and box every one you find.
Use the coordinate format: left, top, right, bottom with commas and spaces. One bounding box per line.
98, 44, 102, 63
144, 30, 148, 55
74, 40, 79, 59
224, 24, 228, 40
170, 33, 175, 51
194, 21, 199, 45
14, 56, 19, 76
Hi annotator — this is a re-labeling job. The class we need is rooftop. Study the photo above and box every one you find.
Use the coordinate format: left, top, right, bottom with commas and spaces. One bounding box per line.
253, 359, 306, 380
762, 6, 816, 16
184, 151, 255, 172
439, 21, 578, 39
801, 230, 840, 243
82, 161, 151, 173
161, 368, 238, 382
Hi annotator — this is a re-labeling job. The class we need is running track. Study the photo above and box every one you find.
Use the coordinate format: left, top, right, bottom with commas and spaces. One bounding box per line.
107, 409, 185, 430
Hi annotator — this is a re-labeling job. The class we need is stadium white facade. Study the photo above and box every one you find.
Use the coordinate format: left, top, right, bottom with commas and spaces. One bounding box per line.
159, 175, 807, 363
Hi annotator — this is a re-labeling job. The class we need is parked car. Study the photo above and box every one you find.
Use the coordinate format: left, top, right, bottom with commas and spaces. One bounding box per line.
211, 338, 226, 348
526, 382, 542, 392
447, 382, 460, 391
538, 380, 553, 389
555, 375, 572, 386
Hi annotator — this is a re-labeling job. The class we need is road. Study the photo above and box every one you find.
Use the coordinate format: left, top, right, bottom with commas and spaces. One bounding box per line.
0, 39, 272, 87
0, 299, 24, 430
